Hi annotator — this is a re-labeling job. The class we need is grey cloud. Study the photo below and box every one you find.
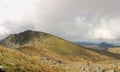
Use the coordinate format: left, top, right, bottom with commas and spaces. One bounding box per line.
1, 0, 120, 41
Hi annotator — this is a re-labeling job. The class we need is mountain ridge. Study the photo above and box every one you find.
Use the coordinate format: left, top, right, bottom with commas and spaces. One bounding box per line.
0, 30, 119, 61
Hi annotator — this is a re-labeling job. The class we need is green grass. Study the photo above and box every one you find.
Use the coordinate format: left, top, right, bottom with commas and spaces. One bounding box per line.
0, 46, 58, 72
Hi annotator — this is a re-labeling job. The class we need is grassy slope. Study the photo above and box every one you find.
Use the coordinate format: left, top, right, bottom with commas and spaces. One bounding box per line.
0, 30, 119, 62
0, 46, 58, 72
16, 36, 117, 62
108, 47, 120, 54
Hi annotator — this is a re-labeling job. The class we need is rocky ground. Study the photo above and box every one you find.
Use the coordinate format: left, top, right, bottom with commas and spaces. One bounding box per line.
48, 61, 118, 72
79, 62, 104, 72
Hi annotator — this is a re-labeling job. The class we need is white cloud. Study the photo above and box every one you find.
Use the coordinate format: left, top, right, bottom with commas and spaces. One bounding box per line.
0, 0, 120, 41
0, 24, 9, 36
0, 0, 36, 22
93, 28, 115, 40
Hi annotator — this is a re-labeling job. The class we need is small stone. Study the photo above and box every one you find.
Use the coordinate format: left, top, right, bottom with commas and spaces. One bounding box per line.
0, 66, 6, 72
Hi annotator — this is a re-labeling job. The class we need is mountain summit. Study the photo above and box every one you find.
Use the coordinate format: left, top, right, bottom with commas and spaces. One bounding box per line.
0, 30, 51, 48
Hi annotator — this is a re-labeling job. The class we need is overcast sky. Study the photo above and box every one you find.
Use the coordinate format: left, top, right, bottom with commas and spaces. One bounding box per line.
0, 0, 120, 41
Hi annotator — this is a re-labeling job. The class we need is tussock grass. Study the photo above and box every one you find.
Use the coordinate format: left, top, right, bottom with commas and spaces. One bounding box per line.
0, 46, 58, 72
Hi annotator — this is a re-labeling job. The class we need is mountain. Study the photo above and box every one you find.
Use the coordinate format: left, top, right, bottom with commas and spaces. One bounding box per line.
0, 30, 120, 71
0, 30, 119, 61
98, 42, 114, 49
76, 41, 117, 50
75, 42, 100, 49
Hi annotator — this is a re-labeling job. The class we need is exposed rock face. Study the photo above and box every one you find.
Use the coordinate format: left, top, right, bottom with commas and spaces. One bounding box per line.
79, 62, 104, 72
0, 30, 50, 48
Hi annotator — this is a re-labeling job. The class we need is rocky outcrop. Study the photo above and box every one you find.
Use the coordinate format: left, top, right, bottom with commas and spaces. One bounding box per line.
40, 56, 63, 65
79, 62, 104, 72
0, 30, 50, 48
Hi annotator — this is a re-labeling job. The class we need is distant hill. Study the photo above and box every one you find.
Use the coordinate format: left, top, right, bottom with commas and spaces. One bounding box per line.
76, 41, 118, 50
75, 42, 100, 49
98, 42, 114, 49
